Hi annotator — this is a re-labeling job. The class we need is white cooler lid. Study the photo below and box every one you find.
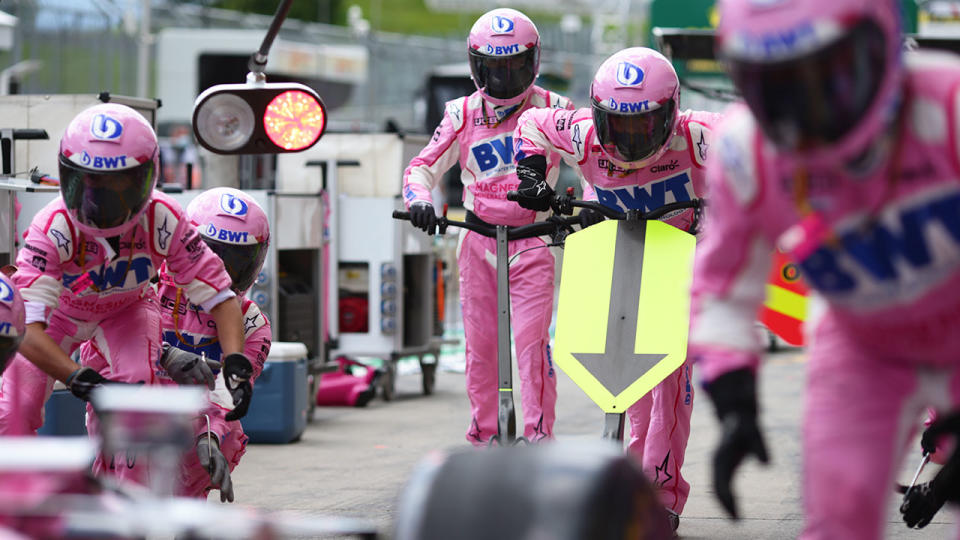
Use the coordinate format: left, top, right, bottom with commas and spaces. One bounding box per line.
267, 341, 309, 362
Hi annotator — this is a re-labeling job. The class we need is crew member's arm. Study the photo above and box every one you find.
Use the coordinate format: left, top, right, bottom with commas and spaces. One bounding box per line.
513, 107, 591, 212
19, 323, 78, 383
688, 110, 774, 520
13, 211, 92, 388
209, 298, 243, 356
402, 99, 464, 234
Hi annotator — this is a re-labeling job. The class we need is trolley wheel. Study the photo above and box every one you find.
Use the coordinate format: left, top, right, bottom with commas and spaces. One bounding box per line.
381, 361, 397, 402
306, 373, 319, 422
421, 359, 437, 396
767, 330, 779, 353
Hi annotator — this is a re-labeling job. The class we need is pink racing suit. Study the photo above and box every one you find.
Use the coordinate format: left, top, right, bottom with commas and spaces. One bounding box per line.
0, 192, 233, 445
514, 106, 719, 514
403, 86, 573, 445
154, 273, 271, 498
0, 470, 93, 538
689, 51, 960, 540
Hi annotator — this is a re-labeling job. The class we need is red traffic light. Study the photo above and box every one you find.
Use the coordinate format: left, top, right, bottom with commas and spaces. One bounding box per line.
263, 90, 327, 151
193, 82, 327, 155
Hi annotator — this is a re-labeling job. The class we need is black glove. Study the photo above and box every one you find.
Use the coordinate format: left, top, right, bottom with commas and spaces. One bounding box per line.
900, 410, 960, 528
578, 208, 605, 229
705, 368, 769, 519
65, 367, 108, 402
900, 482, 947, 529
900, 454, 960, 528
223, 353, 253, 421
514, 155, 554, 212
409, 202, 438, 235
197, 435, 234, 503
159, 343, 217, 390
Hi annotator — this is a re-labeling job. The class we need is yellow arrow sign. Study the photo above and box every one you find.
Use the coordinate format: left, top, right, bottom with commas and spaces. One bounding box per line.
554, 219, 696, 413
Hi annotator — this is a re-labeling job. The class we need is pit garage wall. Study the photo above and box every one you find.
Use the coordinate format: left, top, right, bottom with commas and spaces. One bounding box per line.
275, 133, 435, 360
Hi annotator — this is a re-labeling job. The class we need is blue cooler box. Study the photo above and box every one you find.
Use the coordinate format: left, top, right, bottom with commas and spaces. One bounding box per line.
38, 387, 88, 436
240, 342, 309, 444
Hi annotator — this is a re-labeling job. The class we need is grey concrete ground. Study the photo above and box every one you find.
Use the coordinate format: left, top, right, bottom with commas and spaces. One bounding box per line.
228, 349, 956, 539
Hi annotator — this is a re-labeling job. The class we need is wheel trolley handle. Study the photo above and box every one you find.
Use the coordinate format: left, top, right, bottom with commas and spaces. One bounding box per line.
505, 190, 702, 222
391, 210, 580, 240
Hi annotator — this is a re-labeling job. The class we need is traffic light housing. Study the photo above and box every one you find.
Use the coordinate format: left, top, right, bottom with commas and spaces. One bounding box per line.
192, 82, 327, 155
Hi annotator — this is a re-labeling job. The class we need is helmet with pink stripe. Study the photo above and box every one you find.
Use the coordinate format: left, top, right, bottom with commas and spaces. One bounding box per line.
0, 273, 25, 374
187, 188, 270, 294
467, 8, 541, 107
715, 0, 903, 167
59, 103, 159, 237
590, 47, 681, 170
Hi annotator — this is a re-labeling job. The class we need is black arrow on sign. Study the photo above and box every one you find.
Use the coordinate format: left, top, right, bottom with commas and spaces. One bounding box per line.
572, 220, 667, 398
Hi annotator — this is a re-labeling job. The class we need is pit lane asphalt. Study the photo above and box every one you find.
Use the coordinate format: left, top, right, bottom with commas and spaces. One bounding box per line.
227, 349, 956, 539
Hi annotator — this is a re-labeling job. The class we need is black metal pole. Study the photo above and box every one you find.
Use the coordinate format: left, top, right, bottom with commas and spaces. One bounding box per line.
247, 0, 295, 77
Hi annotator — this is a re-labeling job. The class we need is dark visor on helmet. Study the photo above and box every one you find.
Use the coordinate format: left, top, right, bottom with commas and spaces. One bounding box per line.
0, 335, 21, 375
59, 155, 155, 231
592, 98, 677, 165
724, 19, 887, 151
469, 46, 538, 100
201, 237, 266, 294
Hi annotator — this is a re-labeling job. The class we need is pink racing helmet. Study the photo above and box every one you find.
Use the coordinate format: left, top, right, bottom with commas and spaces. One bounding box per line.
715, 0, 903, 167
0, 274, 25, 374
59, 103, 159, 237
467, 8, 541, 107
590, 48, 681, 170
186, 188, 270, 294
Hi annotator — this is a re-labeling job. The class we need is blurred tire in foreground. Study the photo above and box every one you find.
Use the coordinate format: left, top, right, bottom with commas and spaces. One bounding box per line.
393, 440, 673, 540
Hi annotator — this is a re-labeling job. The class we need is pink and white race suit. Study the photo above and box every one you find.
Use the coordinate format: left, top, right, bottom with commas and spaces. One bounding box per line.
403, 86, 573, 445
154, 272, 271, 498
690, 51, 960, 539
0, 191, 234, 442
515, 105, 719, 513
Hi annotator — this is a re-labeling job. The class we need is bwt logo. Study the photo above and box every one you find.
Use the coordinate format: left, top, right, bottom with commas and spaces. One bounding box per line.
491, 15, 514, 34
63, 257, 153, 291
799, 191, 960, 294
616, 61, 644, 87
749, 0, 789, 7
485, 43, 520, 56
0, 279, 12, 303
742, 23, 816, 58
595, 172, 693, 213
80, 151, 129, 169
205, 224, 249, 244
220, 193, 248, 216
607, 98, 650, 113
471, 136, 513, 173
161, 330, 222, 361
90, 114, 123, 140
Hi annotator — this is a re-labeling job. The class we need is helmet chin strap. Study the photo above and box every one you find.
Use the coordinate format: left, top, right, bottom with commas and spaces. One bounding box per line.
480, 91, 528, 127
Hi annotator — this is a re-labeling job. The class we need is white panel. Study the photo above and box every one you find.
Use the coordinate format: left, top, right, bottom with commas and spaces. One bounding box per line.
334, 195, 400, 356
275, 133, 405, 197
274, 195, 323, 250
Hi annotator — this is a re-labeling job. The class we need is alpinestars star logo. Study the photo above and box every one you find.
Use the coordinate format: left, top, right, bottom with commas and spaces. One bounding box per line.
50, 229, 71, 252
243, 315, 259, 333
157, 217, 172, 250
654, 451, 673, 487
531, 414, 548, 442
697, 131, 709, 162
468, 417, 484, 443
